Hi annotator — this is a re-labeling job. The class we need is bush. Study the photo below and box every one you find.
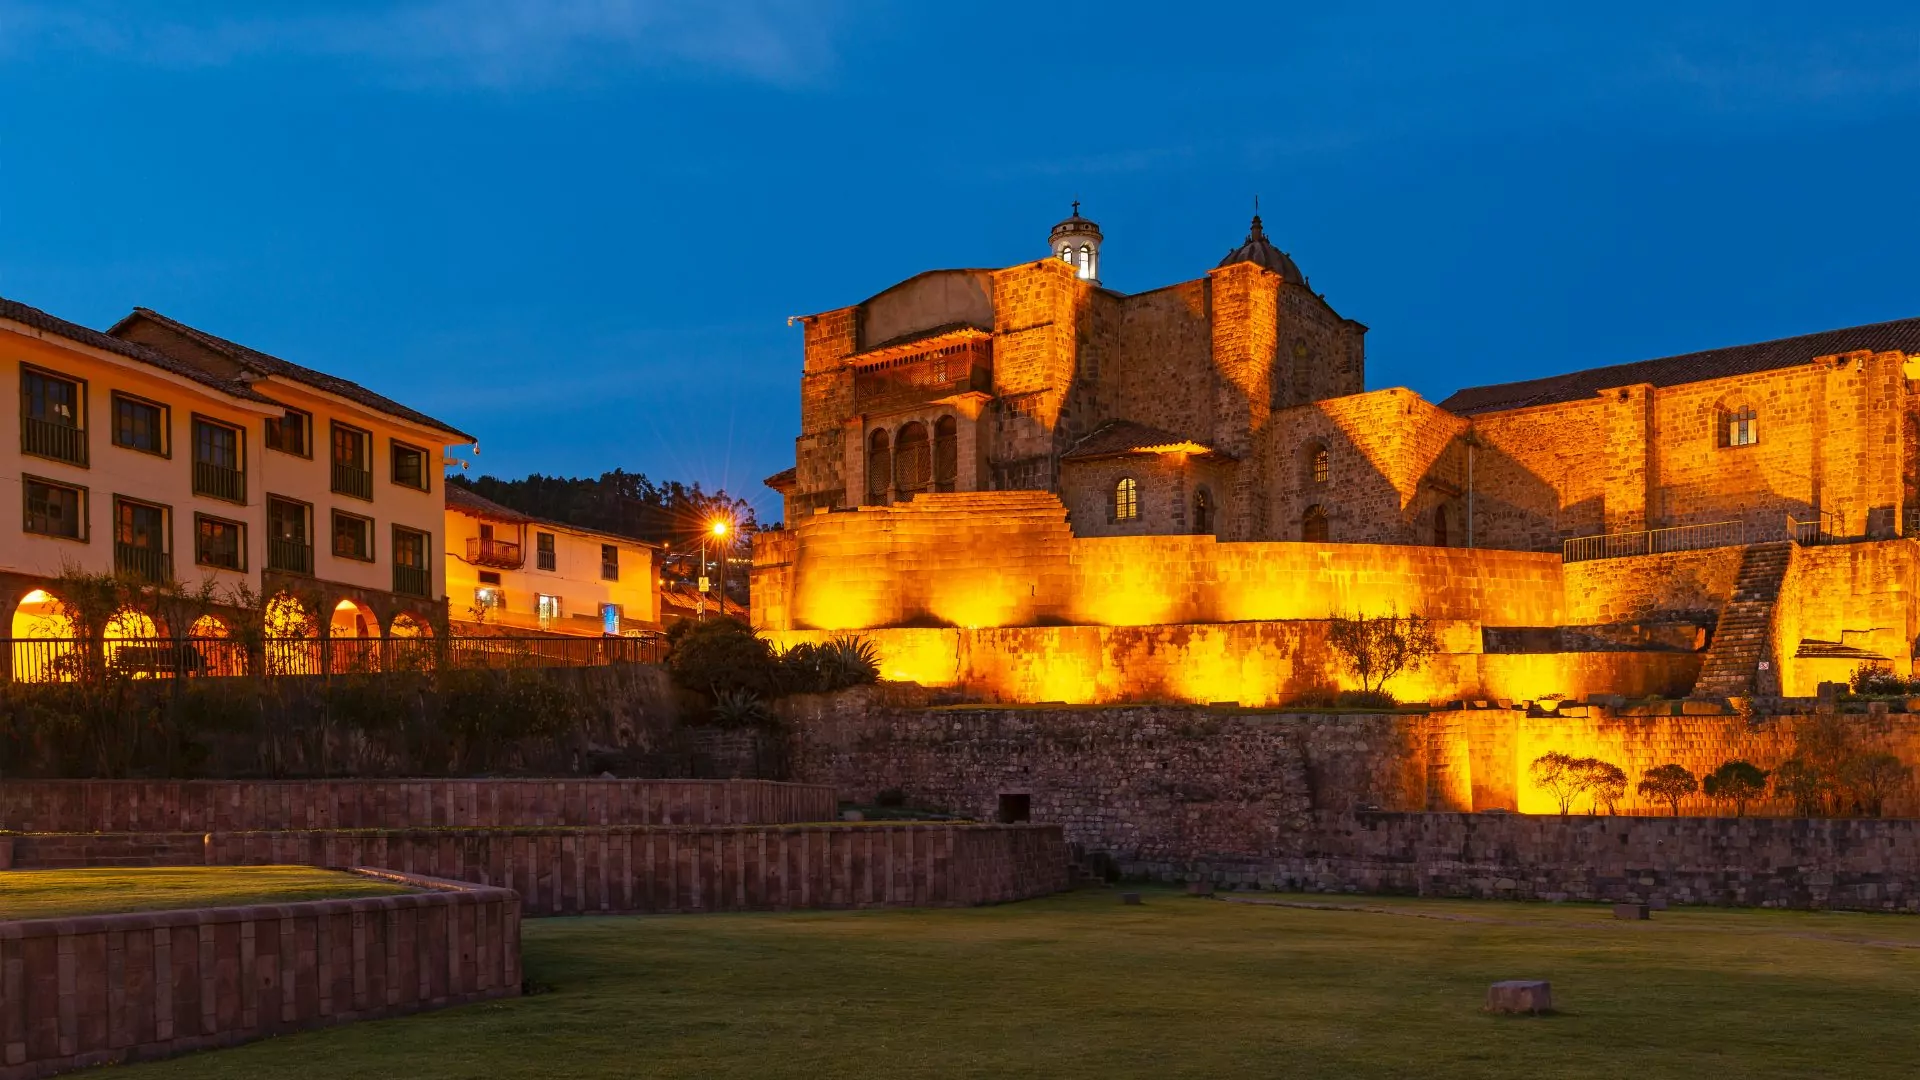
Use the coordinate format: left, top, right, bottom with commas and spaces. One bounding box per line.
1850, 662, 1909, 697
708, 688, 772, 728
1702, 760, 1769, 817
1333, 688, 1397, 710
668, 618, 779, 697
1636, 764, 1697, 816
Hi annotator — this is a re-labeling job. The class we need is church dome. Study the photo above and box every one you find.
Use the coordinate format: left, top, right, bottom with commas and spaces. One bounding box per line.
1217, 213, 1304, 285
1049, 202, 1102, 283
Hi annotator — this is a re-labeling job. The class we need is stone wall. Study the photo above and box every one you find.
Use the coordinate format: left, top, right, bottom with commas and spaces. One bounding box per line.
0, 871, 520, 1078
1165, 812, 1920, 912
0, 825, 1070, 917
1772, 540, 1918, 695
0, 779, 839, 834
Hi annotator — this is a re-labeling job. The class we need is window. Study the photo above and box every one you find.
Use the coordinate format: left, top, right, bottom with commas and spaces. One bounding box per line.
331, 510, 373, 561
195, 514, 245, 570
265, 407, 311, 456
1113, 477, 1140, 523
1302, 504, 1329, 543
330, 422, 373, 499
111, 393, 168, 456
114, 497, 170, 582
1724, 406, 1758, 448
537, 593, 562, 629
599, 603, 622, 635
933, 416, 958, 492
866, 428, 891, 505
1193, 487, 1213, 535
1311, 446, 1330, 484
601, 543, 620, 581
191, 416, 246, 502
536, 531, 556, 571
475, 586, 505, 612
391, 440, 429, 491
477, 570, 501, 585
267, 496, 312, 574
20, 366, 87, 466
392, 526, 431, 597
23, 476, 86, 540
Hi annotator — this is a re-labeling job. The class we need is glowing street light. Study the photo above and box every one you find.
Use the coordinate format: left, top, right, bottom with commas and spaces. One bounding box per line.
702, 516, 736, 621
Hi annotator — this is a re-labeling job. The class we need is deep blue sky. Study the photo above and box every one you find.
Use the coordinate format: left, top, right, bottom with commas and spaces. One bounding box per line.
4, 3, 1918, 524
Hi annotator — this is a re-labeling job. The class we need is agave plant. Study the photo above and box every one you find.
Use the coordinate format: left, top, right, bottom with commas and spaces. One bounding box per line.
710, 687, 771, 728
818, 634, 880, 691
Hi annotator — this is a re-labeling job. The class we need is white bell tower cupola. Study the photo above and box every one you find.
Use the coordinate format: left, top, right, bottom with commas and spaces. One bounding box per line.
1049, 201, 1102, 284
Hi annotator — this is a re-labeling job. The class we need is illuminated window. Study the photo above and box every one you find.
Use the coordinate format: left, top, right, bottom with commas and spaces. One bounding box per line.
1724, 406, 1758, 448
537, 593, 562, 628
1311, 447, 1330, 483
1302, 504, 1329, 542
474, 586, 505, 612
1114, 477, 1139, 522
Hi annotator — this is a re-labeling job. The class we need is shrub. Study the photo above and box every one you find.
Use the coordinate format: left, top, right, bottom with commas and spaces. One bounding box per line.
1841, 752, 1910, 817
708, 688, 772, 728
1636, 764, 1697, 816
1702, 760, 1769, 817
1325, 611, 1438, 696
667, 618, 779, 697
1333, 688, 1397, 710
1850, 662, 1908, 697
817, 635, 880, 691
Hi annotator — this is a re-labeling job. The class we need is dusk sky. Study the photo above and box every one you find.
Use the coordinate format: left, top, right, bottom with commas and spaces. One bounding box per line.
3, 2, 1918, 525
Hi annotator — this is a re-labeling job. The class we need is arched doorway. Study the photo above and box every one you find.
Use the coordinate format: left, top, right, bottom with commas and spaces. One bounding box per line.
894, 422, 931, 499
103, 608, 163, 679
1433, 505, 1450, 547
933, 416, 958, 492
866, 429, 891, 505
11, 588, 74, 682
264, 593, 320, 675
330, 599, 380, 673
389, 611, 433, 671
1302, 505, 1329, 543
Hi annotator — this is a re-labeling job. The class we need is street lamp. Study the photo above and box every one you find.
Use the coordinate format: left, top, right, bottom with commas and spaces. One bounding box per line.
704, 517, 733, 622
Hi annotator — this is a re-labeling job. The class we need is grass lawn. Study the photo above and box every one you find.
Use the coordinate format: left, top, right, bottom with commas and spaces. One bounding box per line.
0, 866, 414, 920
117, 887, 1920, 1079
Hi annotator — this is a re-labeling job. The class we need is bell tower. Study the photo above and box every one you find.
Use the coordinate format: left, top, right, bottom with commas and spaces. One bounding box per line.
1049, 202, 1102, 284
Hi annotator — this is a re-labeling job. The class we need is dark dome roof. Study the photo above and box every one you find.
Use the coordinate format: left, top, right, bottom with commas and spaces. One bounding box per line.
1050, 201, 1102, 241
1217, 214, 1303, 284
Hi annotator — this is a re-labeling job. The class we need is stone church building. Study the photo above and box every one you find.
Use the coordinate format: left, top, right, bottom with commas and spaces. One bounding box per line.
755, 207, 1919, 707
768, 206, 1920, 552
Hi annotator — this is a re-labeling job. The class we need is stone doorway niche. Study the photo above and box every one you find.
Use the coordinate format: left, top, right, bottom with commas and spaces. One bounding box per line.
996, 793, 1031, 823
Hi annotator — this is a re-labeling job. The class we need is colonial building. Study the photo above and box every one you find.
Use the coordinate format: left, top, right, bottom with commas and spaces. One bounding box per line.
756, 209, 1920, 706
444, 484, 661, 635
2, 294, 473, 657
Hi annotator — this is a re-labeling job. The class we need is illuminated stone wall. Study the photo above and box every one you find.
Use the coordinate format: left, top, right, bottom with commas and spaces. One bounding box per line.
1772, 540, 1919, 695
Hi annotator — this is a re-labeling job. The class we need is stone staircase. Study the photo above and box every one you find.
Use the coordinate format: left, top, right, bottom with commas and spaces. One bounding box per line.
1690, 541, 1792, 698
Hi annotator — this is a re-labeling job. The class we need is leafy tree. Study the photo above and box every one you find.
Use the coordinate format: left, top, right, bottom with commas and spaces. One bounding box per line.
1702, 760, 1769, 817
451, 470, 759, 546
1841, 753, 1911, 817
1577, 758, 1628, 815
1326, 611, 1439, 696
1529, 752, 1583, 814
1637, 764, 1698, 816
1772, 757, 1832, 817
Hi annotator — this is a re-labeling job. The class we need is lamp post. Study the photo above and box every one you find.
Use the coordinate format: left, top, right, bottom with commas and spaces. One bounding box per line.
709, 518, 731, 621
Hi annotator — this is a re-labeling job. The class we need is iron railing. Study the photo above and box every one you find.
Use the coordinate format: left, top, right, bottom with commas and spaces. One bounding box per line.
466, 537, 524, 568
1562, 520, 1745, 563
5, 634, 668, 684
21, 416, 87, 466
113, 542, 172, 583
192, 460, 246, 502
1788, 511, 1841, 546
331, 462, 373, 500
268, 538, 313, 575
392, 563, 432, 598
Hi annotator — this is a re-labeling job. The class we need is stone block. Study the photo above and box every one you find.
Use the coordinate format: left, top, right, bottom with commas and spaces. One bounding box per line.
1120, 892, 1143, 905
1486, 980, 1553, 1014
1612, 903, 1650, 920
1186, 881, 1215, 896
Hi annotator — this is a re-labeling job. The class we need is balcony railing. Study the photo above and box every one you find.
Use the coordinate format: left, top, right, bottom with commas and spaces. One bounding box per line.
21, 416, 87, 466
5, 634, 668, 683
114, 542, 172, 583
331, 462, 373, 499
268, 538, 313, 575
1562, 520, 1745, 563
393, 563, 432, 598
467, 537, 524, 569
192, 461, 246, 503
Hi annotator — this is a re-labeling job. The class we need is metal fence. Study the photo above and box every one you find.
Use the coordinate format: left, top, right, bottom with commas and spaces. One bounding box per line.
4, 634, 667, 684
1562, 520, 1746, 563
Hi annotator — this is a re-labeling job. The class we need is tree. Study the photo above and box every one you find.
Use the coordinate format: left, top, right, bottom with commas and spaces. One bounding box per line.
667, 617, 779, 697
1325, 611, 1439, 696
1529, 752, 1583, 814
1702, 760, 1769, 817
1772, 757, 1832, 817
1637, 764, 1698, 816
1841, 753, 1911, 817
1577, 758, 1628, 815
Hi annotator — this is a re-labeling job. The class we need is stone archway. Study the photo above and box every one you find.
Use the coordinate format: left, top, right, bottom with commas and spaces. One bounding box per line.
10, 587, 75, 682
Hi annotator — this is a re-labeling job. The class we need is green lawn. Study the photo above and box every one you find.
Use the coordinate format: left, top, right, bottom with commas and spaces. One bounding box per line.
0, 866, 414, 920
119, 887, 1920, 1079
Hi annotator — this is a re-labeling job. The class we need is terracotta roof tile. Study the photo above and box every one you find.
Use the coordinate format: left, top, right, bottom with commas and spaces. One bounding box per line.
1061, 419, 1231, 461
0, 295, 277, 404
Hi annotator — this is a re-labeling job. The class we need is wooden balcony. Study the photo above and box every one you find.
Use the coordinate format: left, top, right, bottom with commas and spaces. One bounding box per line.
393, 563, 432, 598
467, 537, 524, 569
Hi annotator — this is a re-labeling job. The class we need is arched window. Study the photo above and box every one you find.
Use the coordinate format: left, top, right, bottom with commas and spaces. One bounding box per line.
866, 429, 891, 505
1193, 487, 1213, 535
1433, 505, 1449, 547
1113, 477, 1140, 523
1306, 444, 1330, 484
1722, 405, 1758, 448
1302, 504, 1329, 543
933, 416, 958, 492
894, 422, 932, 497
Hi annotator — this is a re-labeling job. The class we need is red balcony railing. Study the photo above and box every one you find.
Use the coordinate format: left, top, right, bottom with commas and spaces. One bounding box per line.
467, 537, 524, 569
